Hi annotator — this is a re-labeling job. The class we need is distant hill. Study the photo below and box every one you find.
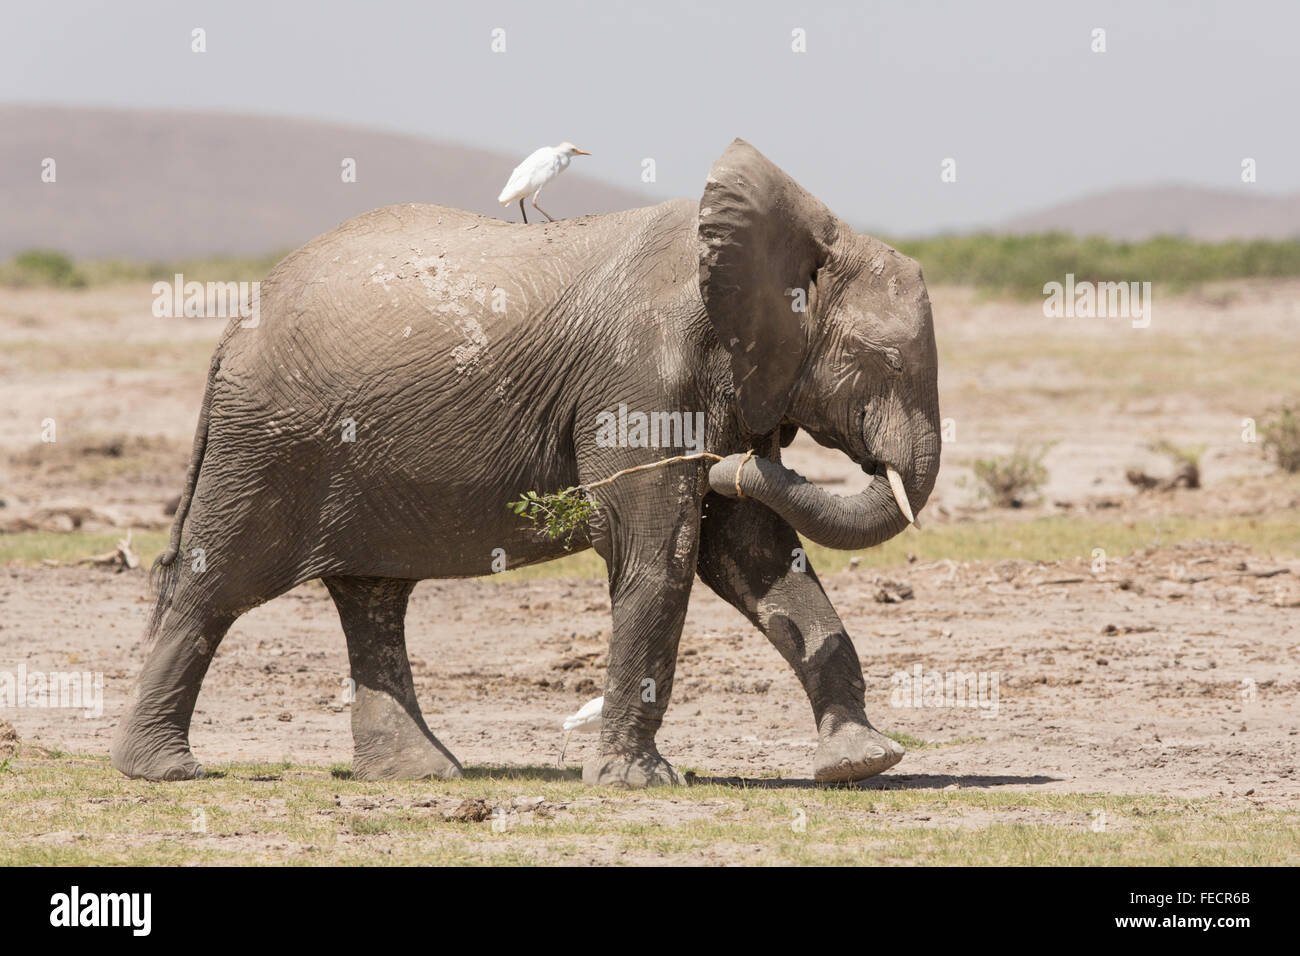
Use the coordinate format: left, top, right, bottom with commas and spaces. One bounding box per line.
997, 184, 1300, 241
7, 105, 1298, 258
0, 105, 653, 260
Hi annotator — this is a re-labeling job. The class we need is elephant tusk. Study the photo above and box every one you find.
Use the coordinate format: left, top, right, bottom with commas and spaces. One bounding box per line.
886, 467, 919, 529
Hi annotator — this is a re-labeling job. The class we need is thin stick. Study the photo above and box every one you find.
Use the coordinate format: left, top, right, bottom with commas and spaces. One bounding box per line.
581, 453, 724, 492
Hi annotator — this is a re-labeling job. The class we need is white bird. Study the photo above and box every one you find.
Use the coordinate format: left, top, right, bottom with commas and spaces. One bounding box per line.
497, 142, 590, 224
558, 695, 603, 764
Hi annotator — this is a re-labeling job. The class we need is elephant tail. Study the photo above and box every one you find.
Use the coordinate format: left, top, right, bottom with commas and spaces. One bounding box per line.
147, 348, 221, 641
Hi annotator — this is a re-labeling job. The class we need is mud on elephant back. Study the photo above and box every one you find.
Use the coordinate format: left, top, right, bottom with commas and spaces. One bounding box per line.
111, 137, 940, 788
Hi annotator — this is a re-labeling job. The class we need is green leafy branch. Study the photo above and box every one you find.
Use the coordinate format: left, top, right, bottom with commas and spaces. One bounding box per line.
509, 452, 726, 543
508, 487, 597, 545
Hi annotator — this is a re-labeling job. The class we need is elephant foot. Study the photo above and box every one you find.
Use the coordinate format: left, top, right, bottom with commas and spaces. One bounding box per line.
813, 716, 904, 783
353, 735, 463, 781
350, 692, 463, 781
583, 749, 684, 788
110, 715, 205, 781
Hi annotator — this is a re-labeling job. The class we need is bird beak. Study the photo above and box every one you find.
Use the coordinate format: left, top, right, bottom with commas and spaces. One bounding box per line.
573, 148, 591, 155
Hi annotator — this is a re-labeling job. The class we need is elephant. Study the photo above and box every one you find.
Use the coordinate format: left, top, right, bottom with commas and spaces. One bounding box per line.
111, 138, 941, 788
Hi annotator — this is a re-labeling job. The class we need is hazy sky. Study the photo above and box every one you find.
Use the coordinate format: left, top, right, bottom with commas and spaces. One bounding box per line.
3, 0, 1296, 234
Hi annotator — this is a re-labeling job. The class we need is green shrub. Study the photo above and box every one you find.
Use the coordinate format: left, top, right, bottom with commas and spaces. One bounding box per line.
1262, 402, 1300, 473
8, 236, 1300, 297
971, 441, 1055, 508
0, 250, 285, 289
1151, 440, 1207, 489
884, 233, 1300, 298
2, 249, 85, 288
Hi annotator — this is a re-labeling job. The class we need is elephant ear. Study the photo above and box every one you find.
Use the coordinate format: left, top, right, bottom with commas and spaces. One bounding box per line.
698, 138, 837, 435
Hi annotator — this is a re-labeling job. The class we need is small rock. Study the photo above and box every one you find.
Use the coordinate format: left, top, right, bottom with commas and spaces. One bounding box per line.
872, 578, 914, 603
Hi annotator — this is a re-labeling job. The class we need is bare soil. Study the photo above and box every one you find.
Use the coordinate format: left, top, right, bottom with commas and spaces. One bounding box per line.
2, 540, 1297, 804
2, 280, 1299, 812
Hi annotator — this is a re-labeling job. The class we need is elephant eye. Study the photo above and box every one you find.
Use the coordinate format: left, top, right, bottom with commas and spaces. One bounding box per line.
881, 347, 903, 372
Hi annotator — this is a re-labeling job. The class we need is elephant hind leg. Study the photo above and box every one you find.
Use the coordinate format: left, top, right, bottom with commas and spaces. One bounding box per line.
111, 594, 239, 781
323, 576, 462, 781
113, 544, 309, 781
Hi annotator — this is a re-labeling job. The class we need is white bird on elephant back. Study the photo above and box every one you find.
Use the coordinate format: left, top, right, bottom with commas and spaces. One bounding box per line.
558, 696, 603, 764
497, 142, 590, 223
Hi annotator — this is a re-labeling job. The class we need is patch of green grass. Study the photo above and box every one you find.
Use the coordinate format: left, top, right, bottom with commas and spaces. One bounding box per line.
814, 508, 1300, 571
5, 508, 1299, 575
888, 233, 1300, 298
0, 756, 1293, 865
0, 250, 86, 288
85, 253, 286, 286
500, 508, 1300, 578
0, 529, 169, 565
939, 334, 1300, 404
494, 550, 606, 580
0, 250, 285, 289
13, 237, 1300, 297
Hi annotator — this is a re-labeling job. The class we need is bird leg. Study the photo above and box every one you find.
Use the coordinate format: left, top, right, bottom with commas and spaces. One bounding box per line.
531, 189, 556, 222
518, 198, 528, 224
558, 731, 573, 766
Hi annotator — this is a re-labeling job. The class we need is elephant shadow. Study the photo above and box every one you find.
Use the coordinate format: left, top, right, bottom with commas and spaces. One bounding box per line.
685, 772, 1061, 791
458, 767, 1059, 790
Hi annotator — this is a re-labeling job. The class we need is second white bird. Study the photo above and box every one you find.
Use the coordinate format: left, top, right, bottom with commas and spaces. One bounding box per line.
558, 695, 603, 764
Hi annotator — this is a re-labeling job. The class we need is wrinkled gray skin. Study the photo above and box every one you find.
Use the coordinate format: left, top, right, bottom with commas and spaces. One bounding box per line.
111, 139, 940, 788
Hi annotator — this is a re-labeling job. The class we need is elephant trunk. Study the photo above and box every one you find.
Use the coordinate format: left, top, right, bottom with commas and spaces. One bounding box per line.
708, 429, 939, 551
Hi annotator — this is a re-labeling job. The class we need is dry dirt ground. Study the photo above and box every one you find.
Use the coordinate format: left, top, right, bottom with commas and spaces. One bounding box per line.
3, 542, 1298, 799
1, 280, 1298, 863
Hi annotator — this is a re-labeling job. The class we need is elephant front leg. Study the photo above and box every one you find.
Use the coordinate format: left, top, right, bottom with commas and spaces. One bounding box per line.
583, 479, 701, 788
697, 493, 904, 783
324, 576, 462, 781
